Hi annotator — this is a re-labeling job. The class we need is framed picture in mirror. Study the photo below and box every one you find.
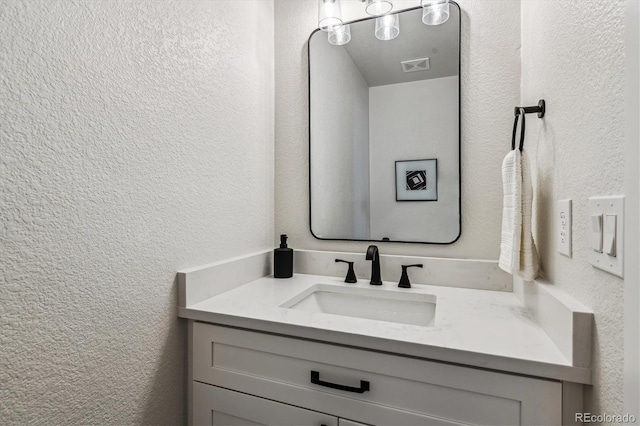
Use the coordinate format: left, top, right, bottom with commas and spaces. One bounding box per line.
395, 159, 438, 202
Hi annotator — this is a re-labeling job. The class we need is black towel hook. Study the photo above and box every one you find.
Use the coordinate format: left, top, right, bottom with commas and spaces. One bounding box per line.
514, 99, 546, 118
511, 107, 526, 152
511, 99, 545, 152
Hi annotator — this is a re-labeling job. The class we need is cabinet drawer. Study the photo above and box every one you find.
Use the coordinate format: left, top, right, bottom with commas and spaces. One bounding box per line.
193, 382, 466, 426
193, 382, 338, 426
193, 323, 561, 426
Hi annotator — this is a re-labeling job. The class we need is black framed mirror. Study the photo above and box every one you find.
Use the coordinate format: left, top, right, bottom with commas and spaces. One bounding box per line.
309, 3, 461, 244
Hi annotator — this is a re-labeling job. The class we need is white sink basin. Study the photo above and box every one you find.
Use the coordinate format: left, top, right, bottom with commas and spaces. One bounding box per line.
280, 284, 436, 327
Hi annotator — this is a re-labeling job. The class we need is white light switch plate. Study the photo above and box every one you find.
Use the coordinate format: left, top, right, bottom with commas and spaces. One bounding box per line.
588, 196, 624, 278
557, 199, 572, 257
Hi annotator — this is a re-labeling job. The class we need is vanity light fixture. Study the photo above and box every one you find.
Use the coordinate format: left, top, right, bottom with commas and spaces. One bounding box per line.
364, 0, 394, 16
421, 0, 450, 25
318, 0, 343, 32
320, 0, 448, 44
375, 14, 399, 41
328, 24, 351, 46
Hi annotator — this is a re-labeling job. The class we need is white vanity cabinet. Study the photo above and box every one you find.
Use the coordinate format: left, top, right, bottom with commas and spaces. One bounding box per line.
190, 322, 565, 426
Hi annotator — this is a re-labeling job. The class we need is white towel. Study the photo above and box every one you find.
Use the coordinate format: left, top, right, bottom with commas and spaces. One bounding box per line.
499, 149, 540, 280
499, 149, 522, 274
520, 151, 540, 280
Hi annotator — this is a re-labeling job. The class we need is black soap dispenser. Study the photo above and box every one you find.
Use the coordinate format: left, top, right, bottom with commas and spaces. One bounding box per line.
274, 234, 293, 278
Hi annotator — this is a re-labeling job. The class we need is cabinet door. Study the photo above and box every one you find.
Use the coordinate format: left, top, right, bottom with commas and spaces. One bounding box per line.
193, 382, 338, 426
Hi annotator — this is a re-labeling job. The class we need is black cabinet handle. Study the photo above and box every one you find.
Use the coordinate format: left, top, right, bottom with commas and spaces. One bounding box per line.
310, 370, 370, 394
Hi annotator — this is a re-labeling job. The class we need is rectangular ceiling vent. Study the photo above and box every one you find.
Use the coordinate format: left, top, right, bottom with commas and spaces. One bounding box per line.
401, 57, 430, 73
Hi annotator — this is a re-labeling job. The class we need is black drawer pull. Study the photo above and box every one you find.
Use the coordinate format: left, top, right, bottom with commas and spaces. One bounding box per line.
310, 370, 370, 394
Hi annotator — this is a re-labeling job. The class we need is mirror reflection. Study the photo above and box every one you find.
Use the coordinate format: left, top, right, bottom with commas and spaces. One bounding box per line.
309, 4, 461, 244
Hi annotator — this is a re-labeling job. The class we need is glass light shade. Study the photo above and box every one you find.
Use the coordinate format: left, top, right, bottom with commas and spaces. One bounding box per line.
318, 0, 343, 32
365, 0, 393, 16
328, 24, 351, 45
375, 14, 399, 41
421, 0, 450, 25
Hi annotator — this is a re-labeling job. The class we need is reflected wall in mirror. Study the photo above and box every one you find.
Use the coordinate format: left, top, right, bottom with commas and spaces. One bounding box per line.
309, 3, 460, 244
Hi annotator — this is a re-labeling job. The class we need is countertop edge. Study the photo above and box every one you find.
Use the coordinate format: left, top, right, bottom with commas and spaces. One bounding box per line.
178, 306, 592, 385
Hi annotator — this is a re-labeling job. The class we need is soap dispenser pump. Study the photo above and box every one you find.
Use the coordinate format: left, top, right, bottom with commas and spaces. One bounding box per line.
274, 234, 293, 278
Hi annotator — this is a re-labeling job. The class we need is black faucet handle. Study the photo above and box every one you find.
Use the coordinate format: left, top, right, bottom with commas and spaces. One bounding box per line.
398, 264, 423, 288
335, 259, 357, 283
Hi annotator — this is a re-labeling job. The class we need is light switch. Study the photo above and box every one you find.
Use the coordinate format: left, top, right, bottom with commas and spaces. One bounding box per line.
603, 214, 617, 256
590, 214, 603, 253
588, 196, 624, 278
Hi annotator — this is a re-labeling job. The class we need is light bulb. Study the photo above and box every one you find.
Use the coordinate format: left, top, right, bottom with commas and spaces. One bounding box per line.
421, 0, 450, 25
365, 0, 393, 16
318, 0, 343, 32
375, 14, 399, 41
328, 24, 351, 46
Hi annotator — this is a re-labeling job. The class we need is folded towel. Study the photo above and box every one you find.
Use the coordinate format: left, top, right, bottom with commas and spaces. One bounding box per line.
520, 151, 540, 280
499, 149, 540, 280
499, 149, 522, 274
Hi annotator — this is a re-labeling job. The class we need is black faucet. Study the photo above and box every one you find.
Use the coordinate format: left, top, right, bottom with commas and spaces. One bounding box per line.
365, 245, 382, 285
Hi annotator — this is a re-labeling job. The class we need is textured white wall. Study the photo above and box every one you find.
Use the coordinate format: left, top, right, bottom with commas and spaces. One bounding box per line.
521, 0, 625, 416
275, 0, 520, 257
0, 1, 274, 424
369, 77, 459, 242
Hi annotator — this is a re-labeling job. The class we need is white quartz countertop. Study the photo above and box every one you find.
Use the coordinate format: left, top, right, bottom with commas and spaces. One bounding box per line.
179, 273, 591, 384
